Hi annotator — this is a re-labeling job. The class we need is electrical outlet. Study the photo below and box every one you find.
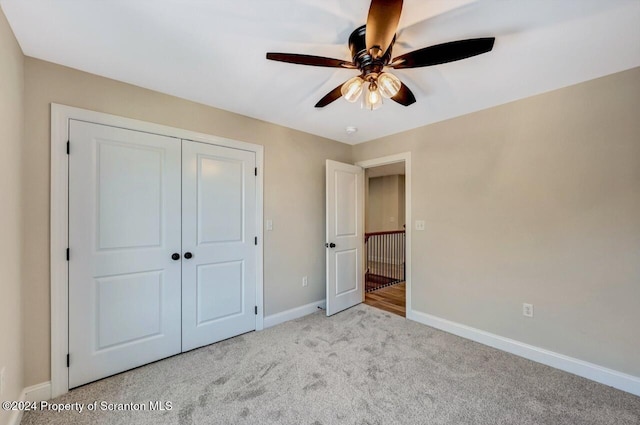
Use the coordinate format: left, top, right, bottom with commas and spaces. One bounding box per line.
0, 366, 5, 396
523, 303, 534, 318
390, 216, 395, 222
302, 276, 308, 287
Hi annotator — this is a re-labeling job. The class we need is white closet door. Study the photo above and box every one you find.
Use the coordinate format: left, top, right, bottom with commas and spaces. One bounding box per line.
181, 140, 257, 351
68, 120, 182, 388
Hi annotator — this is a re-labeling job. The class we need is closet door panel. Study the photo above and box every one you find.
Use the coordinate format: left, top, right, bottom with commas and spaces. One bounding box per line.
181, 140, 257, 351
68, 120, 182, 388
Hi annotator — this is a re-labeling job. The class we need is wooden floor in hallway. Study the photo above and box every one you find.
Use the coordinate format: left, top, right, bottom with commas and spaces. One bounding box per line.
364, 282, 406, 317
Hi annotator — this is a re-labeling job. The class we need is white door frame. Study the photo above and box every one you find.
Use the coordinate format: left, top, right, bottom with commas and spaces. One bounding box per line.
355, 153, 412, 319
50, 104, 264, 397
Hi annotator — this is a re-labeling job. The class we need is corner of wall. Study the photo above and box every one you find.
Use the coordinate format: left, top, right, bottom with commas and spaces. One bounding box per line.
0, 5, 26, 425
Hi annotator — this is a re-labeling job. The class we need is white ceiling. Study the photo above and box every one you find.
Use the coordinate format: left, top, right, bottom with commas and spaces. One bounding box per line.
2, 0, 639, 144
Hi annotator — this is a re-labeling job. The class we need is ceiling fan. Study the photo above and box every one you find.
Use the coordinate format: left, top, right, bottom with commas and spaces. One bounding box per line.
266, 0, 495, 110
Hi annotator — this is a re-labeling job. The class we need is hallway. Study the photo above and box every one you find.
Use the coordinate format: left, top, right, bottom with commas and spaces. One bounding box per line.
364, 282, 405, 317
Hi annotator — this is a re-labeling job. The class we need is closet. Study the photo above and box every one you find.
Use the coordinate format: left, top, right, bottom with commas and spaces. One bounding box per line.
67, 120, 257, 388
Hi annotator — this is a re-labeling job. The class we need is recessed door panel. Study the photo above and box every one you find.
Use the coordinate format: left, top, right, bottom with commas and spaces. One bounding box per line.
182, 140, 256, 351
197, 156, 243, 244
335, 170, 358, 237
335, 249, 358, 295
97, 142, 163, 250
196, 261, 244, 325
69, 120, 182, 388
96, 271, 163, 350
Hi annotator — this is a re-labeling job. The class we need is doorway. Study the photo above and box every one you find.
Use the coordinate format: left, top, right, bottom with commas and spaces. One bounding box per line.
362, 162, 406, 316
324, 153, 411, 318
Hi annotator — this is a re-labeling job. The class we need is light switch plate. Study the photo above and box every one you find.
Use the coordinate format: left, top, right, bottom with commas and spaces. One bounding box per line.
415, 220, 425, 231
266, 220, 273, 231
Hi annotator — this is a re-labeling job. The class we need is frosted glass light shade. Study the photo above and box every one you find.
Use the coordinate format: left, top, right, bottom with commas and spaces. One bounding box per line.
377, 72, 401, 98
341, 76, 365, 103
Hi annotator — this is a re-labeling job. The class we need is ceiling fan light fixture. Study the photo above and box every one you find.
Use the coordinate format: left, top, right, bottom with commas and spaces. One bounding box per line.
363, 82, 383, 111
266, 0, 496, 109
377, 72, 401, 98
341, 76, 365, 103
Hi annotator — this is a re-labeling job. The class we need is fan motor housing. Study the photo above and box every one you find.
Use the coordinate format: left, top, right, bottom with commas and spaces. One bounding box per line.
348, 25, 394, 80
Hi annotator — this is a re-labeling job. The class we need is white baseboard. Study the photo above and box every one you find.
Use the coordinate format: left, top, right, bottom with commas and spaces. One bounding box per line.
408, 309, 640, 397
7, 408, 23, 425
264, 300, 326, 329
24, 381, 51, 403
7, 381, 51, 425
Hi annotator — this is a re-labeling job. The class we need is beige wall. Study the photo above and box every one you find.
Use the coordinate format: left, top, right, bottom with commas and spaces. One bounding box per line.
22, 58, 352, 386
354, 67, 640, 376
0, 7, 24, 425
366, 174, 405, 232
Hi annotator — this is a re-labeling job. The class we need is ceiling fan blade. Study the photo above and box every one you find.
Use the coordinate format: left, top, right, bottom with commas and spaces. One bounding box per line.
365, 0, 404, 58
391, 37, 495, 69
266, 53, 355, 68
391, 82, 416, 106
315, 83, 345, 108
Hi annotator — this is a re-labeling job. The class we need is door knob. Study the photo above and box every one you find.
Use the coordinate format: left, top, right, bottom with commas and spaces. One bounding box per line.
184, 252, 193, 259
171, 253, 180, 261
325, 243, 336, 248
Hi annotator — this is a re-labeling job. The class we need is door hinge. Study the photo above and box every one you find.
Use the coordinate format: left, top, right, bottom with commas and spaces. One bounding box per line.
66, 141, 70, 155
254, 167, 257, 176
254, 236, 258, 245
255, 306, 258, 315
66, 248, 70, 261
66, 354, 70, 368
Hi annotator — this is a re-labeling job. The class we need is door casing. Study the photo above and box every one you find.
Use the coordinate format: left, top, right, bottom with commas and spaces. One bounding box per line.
50, 104, 264, 397
356, 153, 412, 319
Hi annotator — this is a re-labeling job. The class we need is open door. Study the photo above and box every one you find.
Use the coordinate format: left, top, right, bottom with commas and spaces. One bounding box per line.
326, 160, 364, 316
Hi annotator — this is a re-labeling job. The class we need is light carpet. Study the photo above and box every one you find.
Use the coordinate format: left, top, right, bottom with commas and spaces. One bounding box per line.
22, 304, 640, 425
